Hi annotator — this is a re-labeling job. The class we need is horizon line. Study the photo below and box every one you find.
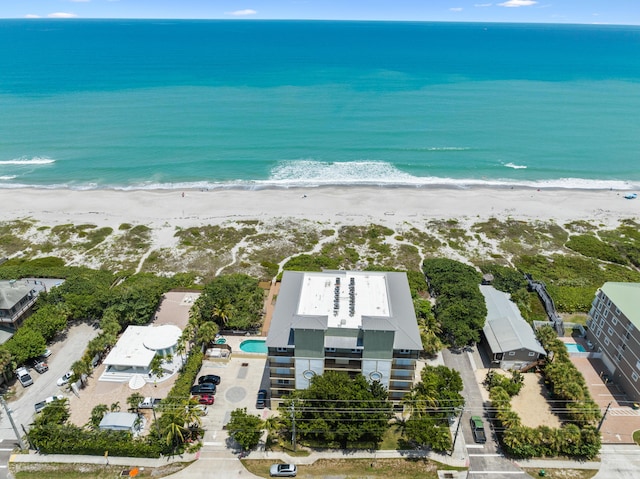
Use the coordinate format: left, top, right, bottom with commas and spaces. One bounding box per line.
2, 17, 640, 27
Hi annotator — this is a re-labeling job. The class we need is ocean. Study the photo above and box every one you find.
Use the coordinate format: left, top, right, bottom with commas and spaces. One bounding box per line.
1, 20, 639, 190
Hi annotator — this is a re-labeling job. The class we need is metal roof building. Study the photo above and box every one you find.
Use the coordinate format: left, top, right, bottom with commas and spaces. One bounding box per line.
480, 285, 546, 369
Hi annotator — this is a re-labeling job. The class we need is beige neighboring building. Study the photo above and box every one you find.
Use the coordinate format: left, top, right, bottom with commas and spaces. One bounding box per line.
586, 282, 640, 403
267, 270, 423, 406
0, 280, 39, 331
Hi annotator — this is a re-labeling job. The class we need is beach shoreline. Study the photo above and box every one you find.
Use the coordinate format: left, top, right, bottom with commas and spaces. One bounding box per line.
2, 186, 638, 230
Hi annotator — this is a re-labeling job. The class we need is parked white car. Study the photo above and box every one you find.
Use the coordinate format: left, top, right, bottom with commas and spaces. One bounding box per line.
270, 464, 297, 477
57, 371, 73, 387
34, 395, 64, 413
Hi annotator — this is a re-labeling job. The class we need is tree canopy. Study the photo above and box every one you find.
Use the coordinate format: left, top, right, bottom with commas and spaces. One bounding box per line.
423, 258, 486, 347
195, 274, 264, 330
281, 371, 393, 449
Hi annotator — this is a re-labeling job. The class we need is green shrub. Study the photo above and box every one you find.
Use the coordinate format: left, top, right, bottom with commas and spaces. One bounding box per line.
565, 235, 626, 264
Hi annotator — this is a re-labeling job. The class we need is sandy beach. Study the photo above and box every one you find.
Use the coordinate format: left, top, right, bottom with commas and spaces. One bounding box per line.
1, 187, 638, 230
1, 186, 637, 276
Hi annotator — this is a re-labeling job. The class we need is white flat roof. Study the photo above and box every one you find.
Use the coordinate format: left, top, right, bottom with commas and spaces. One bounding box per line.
103, 325, 180, 368
297, 271, 390, 328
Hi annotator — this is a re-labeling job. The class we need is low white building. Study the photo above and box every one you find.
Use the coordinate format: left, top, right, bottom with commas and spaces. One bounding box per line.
100, 324, 182, 384
99, 412, 143, 434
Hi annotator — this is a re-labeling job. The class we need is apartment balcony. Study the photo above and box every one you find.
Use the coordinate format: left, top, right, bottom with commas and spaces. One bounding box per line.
390, 363, 414, 371
390, 372, 414, 381
268, 349, 295, 357
324, 359, 362, 371
268, 359, 295, 368
269, 371, 295, 379
324, 351, 362, 359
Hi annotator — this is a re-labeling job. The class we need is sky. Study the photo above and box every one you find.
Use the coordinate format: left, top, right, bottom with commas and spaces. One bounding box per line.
1, 0, 638, 25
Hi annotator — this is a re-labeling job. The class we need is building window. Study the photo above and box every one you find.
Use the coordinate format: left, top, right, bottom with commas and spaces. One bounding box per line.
275, 368, 290, 375
277, 379, 290, 385
369, 371, 383, 381
615, 352, 622, 362
596, 329, 601, 338
508, 351, 515, 356
603, 310, 609, 318
351, 349, 361, 354
597, 302, 602, 311
325, 347, 336, 353
608, 327, 614, 336
636, 360, 640, 371
528, 352, 535, 357
276, 347, 288, 353
633, 372, 639, 382
615, 308, 621, 315
274, 356, 290, 364
607, 299, 611, 307
604, 337, 610, 346
302, 370, 316, 380
595, 313, 600, 321
599, 318, 605, 327
612, 317, 618, 326
398, 349, 410, 354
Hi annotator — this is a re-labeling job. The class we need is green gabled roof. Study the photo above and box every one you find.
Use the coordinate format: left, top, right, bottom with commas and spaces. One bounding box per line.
601, 282, 640, 329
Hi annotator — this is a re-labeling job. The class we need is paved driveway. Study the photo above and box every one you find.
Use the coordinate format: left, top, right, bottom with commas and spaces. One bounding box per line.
0, 322, 100, 444
571, 356, 640, 444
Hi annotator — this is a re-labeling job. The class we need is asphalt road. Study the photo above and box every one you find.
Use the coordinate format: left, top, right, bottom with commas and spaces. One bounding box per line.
442, 347, 533, 478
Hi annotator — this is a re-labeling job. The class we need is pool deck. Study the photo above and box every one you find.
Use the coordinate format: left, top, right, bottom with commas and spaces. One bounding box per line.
216, 335, 268, 358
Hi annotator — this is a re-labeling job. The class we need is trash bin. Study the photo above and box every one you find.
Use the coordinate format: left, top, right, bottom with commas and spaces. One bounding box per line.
538, 470, 546, 477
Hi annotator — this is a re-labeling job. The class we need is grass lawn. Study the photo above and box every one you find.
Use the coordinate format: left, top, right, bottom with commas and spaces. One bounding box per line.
242, 458, 465, 479
522, 467, 598, 479
10, 462, 191, 479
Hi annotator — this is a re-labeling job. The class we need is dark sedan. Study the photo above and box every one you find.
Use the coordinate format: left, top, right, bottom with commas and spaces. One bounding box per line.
198, 374, 221, 385
190, 383, 217, 395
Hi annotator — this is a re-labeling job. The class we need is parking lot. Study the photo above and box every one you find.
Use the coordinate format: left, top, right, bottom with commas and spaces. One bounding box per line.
571, 356, 640, 444
0, 322, 100, 442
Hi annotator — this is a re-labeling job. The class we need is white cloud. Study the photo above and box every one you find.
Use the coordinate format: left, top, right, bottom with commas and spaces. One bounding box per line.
450, 7, 463, 12
25, 14, 41, 18
226, 9, 257, 16
498, 0, 537, 7
474, 3, 493, 6
47, 12, 79, 18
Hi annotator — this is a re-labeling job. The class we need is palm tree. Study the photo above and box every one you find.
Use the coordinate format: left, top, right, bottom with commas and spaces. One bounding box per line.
110, 401, 121, 412
212, 301, 234, 327
0, 347, 13, 384
70, 359, 92, 387
196, 321, 219, 349
127, 392, 145, 413
89, 404, 109, 429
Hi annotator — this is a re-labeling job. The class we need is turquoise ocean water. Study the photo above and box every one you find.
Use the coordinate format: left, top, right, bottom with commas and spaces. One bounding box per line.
1, 20, 639, 190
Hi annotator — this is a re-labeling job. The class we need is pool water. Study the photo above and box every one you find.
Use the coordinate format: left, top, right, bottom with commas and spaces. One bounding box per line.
239, 339, 268, 354
565, 343, 586, 353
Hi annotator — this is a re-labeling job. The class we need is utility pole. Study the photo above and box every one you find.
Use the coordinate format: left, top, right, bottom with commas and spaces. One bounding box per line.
450, 406, 464, 456
0, 396, 26, 449
597, 402, 612, 433
290, 401, 296, 452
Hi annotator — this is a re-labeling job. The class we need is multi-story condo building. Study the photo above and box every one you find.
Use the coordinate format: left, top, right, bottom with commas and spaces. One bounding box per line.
585, 282, 640, 403
266, 270, 423, 406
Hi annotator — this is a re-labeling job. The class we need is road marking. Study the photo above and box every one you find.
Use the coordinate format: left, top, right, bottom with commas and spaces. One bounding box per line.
469, 453, 502, 457
0, 448, 13, 451
466, 445, 484, 449
202, 442, 225, 446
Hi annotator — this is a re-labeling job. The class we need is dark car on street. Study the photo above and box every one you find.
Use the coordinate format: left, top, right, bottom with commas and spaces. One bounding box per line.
190, 383, 216, 395
256, 389, 268, 409
198, 374, 221, 385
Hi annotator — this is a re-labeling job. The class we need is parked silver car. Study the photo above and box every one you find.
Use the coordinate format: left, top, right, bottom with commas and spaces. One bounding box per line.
269, 463, 297, 477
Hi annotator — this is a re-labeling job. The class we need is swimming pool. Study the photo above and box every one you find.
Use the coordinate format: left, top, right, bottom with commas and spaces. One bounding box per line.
565, 343, 586, 353
239, 339, 267, 354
